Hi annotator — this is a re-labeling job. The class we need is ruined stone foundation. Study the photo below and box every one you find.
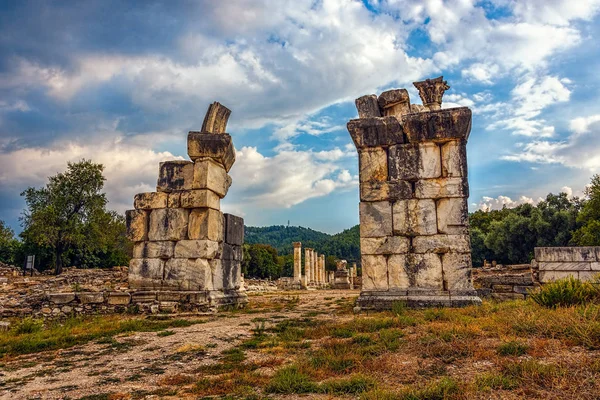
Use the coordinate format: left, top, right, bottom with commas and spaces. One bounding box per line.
125, 102, 247, 311
348, 77, 481, 309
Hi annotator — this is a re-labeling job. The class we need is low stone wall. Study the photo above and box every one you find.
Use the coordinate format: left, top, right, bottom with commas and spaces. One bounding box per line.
244, 278, 279, 292
533, 247, 600, 283
473, 264, 538, 301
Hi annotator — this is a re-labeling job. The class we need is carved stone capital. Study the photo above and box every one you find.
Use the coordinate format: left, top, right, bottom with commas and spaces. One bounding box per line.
413, 76, 450, 111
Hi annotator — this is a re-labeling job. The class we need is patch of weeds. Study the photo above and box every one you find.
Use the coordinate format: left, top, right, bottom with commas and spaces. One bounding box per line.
157, 330, 175, 337
391, 301, 406, 316
379, 328, 404, 351
332, 327, 354, 338
12, 318, 44, 334
502, 360, 564, 386
265, 365, 319, 394
158, 373, 195, 386
475, 372, 519, 391
360, 377, 459, 400
352, 334, 375, 346
423, 308, 450, 322
222, 347, 246, 363
530, 276, 600, 308
497, 340, 529, 356
321, 374, 376, 395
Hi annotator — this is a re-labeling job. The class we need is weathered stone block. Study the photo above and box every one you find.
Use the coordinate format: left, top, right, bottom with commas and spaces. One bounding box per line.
193, 159, 232, 198
187, 132, 236, 172
129, 258, 164, 289
388, 143, 441, 181
402, 107, 472, 143
133, 241, 175, 259
47, 293, 76, 305
148, 208, 189, 241
579, 271, 600, 281
388, 254, 410, 288
355, 94, 381, 118
591, 262, 600, 271
179, 189, 220, 209
538, 270, 577, 283
210, 259, 224, 290
436, 198, 468, 234
415, 178, 468, 199
392, 199, 437, 236
167, 192, 181, 208
107, 292, 131, 305
492, 284, 514, 292
224, 214, 244, 245
174, 240, 221, 259
189, 258, 213, 291
223, 259, 242, 289
131, 291, 157, 302
441, 140, 467, 178
188, 208, 224, 241
362, 255, 389, 291
162, 258, 189, 290
126, 209, 148, 242
406, 253, 443, 289
359, 201, 393, 238
347, 117, 404, 148
361, 236, 410, 255
201, 101, 231, 134
134, 192, 168, 210
441, 253, 473, 291
360, 180, 412, 202
491, 292, 525, 301
157, 161, 193, 192
378, 89, 411, 117
412, 234, 471, 254
538, 262, 592, 271
359, 148, 388, 182
534, 247, 598, 262
222, 243, 243, 260
78, 292, 105, 304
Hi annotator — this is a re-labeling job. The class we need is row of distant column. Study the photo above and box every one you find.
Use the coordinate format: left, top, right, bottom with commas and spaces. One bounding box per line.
293, 242, 327, 287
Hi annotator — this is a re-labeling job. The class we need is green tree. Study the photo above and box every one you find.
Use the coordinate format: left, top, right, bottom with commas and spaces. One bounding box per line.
572, 174, 600, 246
20, 159, 118, 274
0, 220, 20, 265
244, 243, 282, 279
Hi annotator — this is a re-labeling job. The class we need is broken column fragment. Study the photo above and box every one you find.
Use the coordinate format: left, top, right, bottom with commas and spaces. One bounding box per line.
348, 77, 480, 309
126, 102, 247, 310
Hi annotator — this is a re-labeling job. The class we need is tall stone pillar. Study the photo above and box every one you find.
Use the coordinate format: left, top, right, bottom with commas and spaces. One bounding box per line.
293, 242, 302, 283
348, 77, 481, 309
310, 249, 316, 284
305, 248, 312, 284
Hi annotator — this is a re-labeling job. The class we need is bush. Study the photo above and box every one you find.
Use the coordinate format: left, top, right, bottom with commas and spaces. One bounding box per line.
497, 341, 529, 356
320, 374, 376, 395
529, 276, 600, 308
13, 318, 44, 334
266, 366, 318, 394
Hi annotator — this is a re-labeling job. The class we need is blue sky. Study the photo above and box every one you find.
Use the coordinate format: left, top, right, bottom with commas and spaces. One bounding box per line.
1, 0, 600, 234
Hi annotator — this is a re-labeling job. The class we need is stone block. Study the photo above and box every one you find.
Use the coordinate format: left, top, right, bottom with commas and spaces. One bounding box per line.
392, 199, 437, 236
579, 271, 600, 281
47, 293, 76, 305
513, 286, 533, 295
179, 189, 220, 209
441, 140, 467, 178
157, 161, 193, 192
187, 132, 236, 172
412, 234, 471, 254
361, 236, 410, 255
222, 243, 243, 260
188, 208, 224, 241
193, 159, 232, 198
492, 284, 514, 292
441, 253, 473, 291
131, 291, 157, 302
538, 262, 591, 271
148, 208, 189, 241
162, 258, 189, 290
201, 101, 231, 134
406, 253, 443, 289
402, 107, 472, 143
388, 143, 441, 181
126, 209, 148, 242
378, 89, 411, 117
360, 180, 412, 202
359, 148, 388, 182
134, 192, 168, 210
591, 262, 600, 271
534, 247, 598, 262
210, 259, 224, 290
224, 213, 244, 245
189, 258, 213, 291
436, 198, 469, 234
388, 254, 410, 288
223, 259, 242, 289
347, 117, 404, 148
491, 292, 525, 301
359, 201, 393, 238
78, 292, 105, 304
174, 240, 221, 259
129, 258, 164, 289
167, 192, 181, 208
107, 292, 131, 305
355, 94, 381, 118
415, 178, 468, 199
133, 241, 175, 259
361, 255, 389, 291
538, 270, 577, 283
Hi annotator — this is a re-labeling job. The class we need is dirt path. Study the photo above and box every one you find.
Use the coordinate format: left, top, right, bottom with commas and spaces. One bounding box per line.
0, 290, 359, 400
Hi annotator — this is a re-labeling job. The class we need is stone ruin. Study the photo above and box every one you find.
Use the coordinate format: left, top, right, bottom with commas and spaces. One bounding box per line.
125, 102, 247, 310
332, 260, 352, 289
289, 242, 327, 289
348, 76, 481, 309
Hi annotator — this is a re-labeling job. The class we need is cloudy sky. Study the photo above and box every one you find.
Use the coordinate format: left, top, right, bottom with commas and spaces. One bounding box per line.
1, 0, 600, 234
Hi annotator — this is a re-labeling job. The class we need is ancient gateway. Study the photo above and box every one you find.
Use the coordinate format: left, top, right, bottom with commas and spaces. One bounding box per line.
125, 102, 247, 310
348, 77, 481, 309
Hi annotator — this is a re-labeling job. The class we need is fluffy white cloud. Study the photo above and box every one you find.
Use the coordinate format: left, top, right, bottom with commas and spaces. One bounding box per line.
476, 194, 540, 212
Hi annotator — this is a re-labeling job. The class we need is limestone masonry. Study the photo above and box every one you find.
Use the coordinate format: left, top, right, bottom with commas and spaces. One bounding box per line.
125, 102, 247, 310
533, 247, 600, 283
348, 76, 481, 309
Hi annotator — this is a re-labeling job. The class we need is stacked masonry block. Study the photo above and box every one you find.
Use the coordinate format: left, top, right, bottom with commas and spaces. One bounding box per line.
348, 77, 481, 309
125, 102, 247, 310
534, 247, 600, 283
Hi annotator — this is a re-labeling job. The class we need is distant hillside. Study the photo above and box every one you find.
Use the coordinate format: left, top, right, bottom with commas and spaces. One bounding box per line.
244, 225, 360, 262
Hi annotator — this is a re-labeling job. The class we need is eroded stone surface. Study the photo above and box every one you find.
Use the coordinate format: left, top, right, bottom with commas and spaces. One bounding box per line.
148, 209, 189, 241
157, 161, 193, 193
126, 210, 148, 242
187, 132, 235, 172
179, 190, 220, 209
133, 241, 175, 259
412, 234, 471, 254
388, 254, 410, 288
441, 253, 472, 290
392, 199, 437, 236
441, 140, 467, 178
129, 258, 164, 289
355, 94, 381, 118
188, 208, 224, 242
347, 117, 403, 148
174, 240, 221, 259
134, 192, 168, 210
361, 236, 410, 255
415, 177, 468, 199
193, 159, 232, 198
436, 198, 468, 234
224, 214, 244, 246
360, 180, 413, 202
361, 255, 388, 291
406, 253, 443, 289
402, 107, 472, 143
388, 143, 441, 181
200, 102, 231, 134
359, 201, 393, 238
359, 148, 388, 182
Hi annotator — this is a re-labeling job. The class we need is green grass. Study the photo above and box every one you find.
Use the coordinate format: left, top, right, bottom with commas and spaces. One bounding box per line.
529, 276, 600, 308
475, 372, 519, 391
265, 366, 319, 394
157, 330, 175, 337
497, 340, 529, 356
